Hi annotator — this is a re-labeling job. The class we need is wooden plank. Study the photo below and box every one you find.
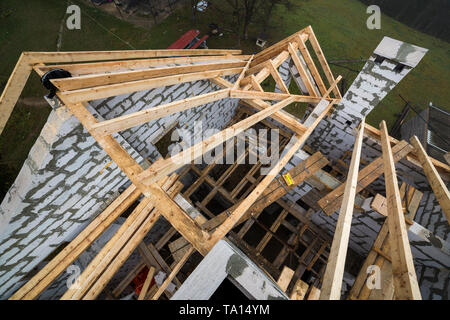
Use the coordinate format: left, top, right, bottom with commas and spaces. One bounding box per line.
205, 100, 336, 252
230, 89, 328, 104
307, 286, 321, 300
349, 183, 422, 300
250, 75, 264, 92
0, 53, 33, 135
277, 266, 295, 292
320, 119, 365, 300
10, 184, 141, 300
266, 60, 289, 94
137, 267, 155, 300
290, 279, 309, 300
24, 49, 242, 64
295, 35, 327, 96
57, 67, 243, 104
52, 61, 246, 91
61, 177, 175, 300
288, 42, 318, 97
305, 26, 341, 98
90, 89, 230, 136
137, 97, 297, 186
380, 121, 421, 300
323, 76, 343, 99
410, 136, 450, 224
348, 222, 390, 299
151, 245, 195, 300
145, 242, 182, 287
318, 140, 414, 215
233, 55, 254, 89
36, 55, 251, 76
210, 60, 307, 137
240, 99, 307, 136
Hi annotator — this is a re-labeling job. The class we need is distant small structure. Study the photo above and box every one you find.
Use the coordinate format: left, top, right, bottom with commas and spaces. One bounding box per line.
401, 103, 450, 163
256, 33, 268, 48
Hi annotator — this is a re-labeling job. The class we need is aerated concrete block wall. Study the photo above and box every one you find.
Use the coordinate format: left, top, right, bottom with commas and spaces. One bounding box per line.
0, 73, 240, 299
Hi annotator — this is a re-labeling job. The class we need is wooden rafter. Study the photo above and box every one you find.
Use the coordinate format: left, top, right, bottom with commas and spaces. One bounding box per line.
52, 61, 248, 91
320, 119, 365, 300
36, 55, 251, 76
380, 121, 421, 300
7, 26, 344, 300
90, 89, 231, 136
57, 67, 243, 104
410, 136, 450, 224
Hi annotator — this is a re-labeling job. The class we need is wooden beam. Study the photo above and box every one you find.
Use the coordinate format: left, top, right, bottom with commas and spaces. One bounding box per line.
242, 46, 296, 88
82, 182, 184, 300
410, 136, 450, 224
290, 279, 309, 300
151, 245, 195, 300
90, 89, 230, 136
250, 75, 264, 92
57, 67, 243, 104
323, 76, 343, 99
307, 286, 321, 300
240, 99, 306, 136
137, 97, 297, 186
233, 55, 254, 89
230, 89, 329, 104
295, 35, 327, 96
287, 42, 318, 97
205, 100, 335, 251
137, 266, 155, 300
210, 55, 308, 137
320, 119, 365, 300
266, 60, 289, 94
380, 121, 421, 300
36, 55, 251, 76
277, 266, 295, 292
0, 53, 33, 135
52, 61, 247, 91
304, 26, 341, 99
23, 49, 242, 64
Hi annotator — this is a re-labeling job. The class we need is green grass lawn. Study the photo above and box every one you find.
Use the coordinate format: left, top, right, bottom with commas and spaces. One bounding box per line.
0, 0, 448, 197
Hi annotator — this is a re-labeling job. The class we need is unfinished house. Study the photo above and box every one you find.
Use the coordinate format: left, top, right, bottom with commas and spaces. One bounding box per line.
0, 26, 448, 300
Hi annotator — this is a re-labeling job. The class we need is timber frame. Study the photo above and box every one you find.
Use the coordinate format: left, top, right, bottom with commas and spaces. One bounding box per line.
3, 25, 449, 301
6, 26, 343, 300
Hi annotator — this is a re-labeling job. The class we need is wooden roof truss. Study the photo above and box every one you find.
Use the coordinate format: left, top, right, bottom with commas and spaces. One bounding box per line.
8, 26, 343, 300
